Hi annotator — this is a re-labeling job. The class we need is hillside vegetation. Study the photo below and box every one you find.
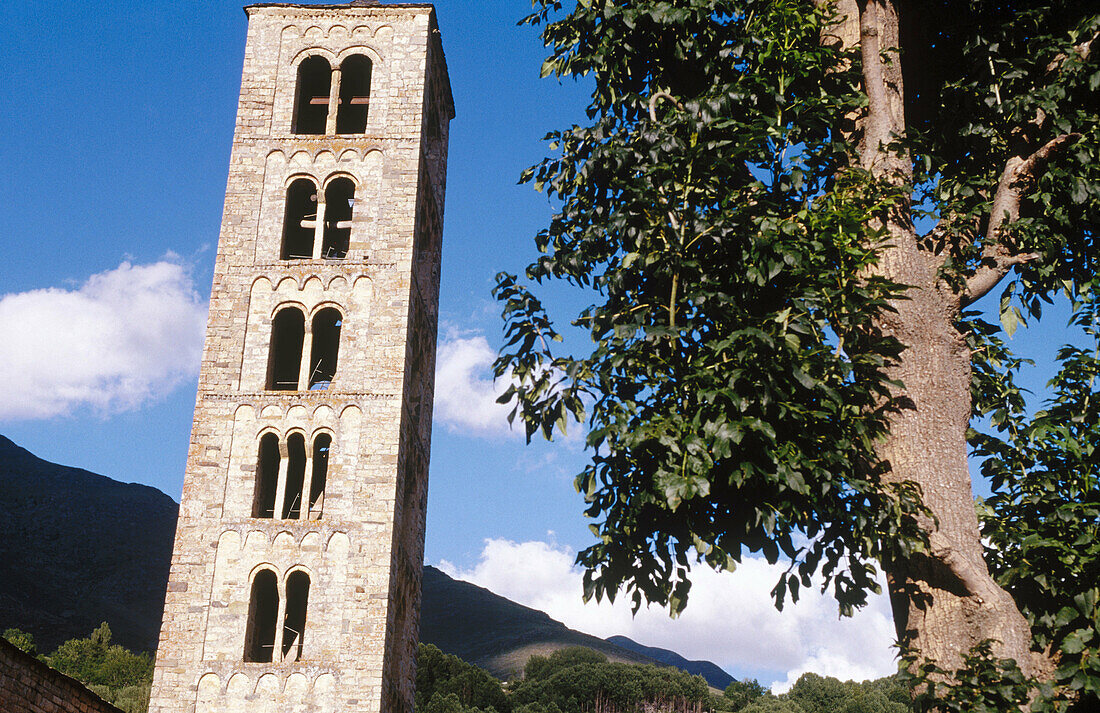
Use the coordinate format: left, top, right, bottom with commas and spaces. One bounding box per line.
415, 644, 913, 713
4, 624, 152, 713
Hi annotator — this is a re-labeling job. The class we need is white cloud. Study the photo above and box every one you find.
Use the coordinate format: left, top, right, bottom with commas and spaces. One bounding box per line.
438, 538, 898, 693
0, 259, 207, 420
433, 331, 585, 446
434, 333, 517, 436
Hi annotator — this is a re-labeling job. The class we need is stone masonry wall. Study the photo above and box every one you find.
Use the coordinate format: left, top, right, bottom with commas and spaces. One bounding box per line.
149, 4, 452, 713
383, 23, 451, 709
0, 638, 122, 713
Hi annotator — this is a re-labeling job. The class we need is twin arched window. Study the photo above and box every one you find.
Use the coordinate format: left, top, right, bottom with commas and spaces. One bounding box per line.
282, 176, 355, 260
253, 431, 331, 521
244, 569, 311, 663
293, 55, 372, 135
267, 306, 343, 391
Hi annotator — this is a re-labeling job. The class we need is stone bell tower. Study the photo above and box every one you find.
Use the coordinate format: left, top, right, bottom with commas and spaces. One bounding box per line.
148, 3, 452, 712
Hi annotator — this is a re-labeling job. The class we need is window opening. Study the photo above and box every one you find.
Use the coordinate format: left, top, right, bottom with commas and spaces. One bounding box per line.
267, 308, 305, 391
281, 179, 318, 259
309, 309, 343, 390
244, 570, 279, 662
282, 572, 310, 662
282, 433, 307, 520
336, 55, 371, 134
321, 178, 354, 259
293, 57, 331, 135
253, 433, 281, 518
308, 434, 331, 519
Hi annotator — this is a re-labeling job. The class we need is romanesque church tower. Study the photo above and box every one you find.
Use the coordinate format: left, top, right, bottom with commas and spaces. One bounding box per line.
148, 3, 452, 712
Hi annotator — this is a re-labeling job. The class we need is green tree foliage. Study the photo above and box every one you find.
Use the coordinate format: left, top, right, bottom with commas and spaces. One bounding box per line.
46, 623, 153, 713
414, 645, 711, 713
788, 673, 849, 713
3, 627, 38, 656
109, 685, 151, 713
974, 302, 1100, 706
720, 678, 768, 711
524, 646, 610, 681
740, 699, 805, 713
413, 646, 911, 713
856, 676, 911, 711
85, 683, 151, 713
732, 673, 910, 713
788, 673, 908, 713
495, 0, 1100, 706
416, 643, 511, 713
511, 647, 711, 713
496, 0, 921, 618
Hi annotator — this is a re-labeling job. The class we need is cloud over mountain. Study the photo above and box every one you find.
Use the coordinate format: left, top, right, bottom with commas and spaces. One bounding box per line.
440, 538, 898, 692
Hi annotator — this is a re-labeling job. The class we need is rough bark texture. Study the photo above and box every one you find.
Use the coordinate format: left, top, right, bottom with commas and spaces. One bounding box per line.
826, 0, 1050, 680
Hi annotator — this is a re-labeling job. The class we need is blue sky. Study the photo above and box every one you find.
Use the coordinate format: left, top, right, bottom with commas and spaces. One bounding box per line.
0, 0, 1083, 690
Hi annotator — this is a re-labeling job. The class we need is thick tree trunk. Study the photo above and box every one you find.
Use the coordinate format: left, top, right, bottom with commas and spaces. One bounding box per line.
876, 278, 1038, 677
826, 0, 1048, 680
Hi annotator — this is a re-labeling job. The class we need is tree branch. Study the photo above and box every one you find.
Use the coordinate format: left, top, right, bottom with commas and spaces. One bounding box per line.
929, 532, 999, 605
855, 0, 912, 197
960, 252, 1042, 307
648, 91, 684, 123
961, 133, 1082, 307
956, 27, 1093, 308
858, 1, 891, 171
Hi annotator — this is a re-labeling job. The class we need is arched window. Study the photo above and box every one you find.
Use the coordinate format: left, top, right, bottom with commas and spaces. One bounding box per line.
307, 433, 330, 520
281, 178, 318, 259
336, 55, 372, 134
244, 570, 279, 662
253, 433, 281, 518
267, 308, 305, 391
282, 572, 311, 662
252, 431, 332, 521
293, 56, 331, 135
321, 178, 355, 259
309, 308, 342, 390
282, 433, 307, 520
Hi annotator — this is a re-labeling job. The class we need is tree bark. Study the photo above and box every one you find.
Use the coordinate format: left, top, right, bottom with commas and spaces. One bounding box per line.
826, 0, 1050, 680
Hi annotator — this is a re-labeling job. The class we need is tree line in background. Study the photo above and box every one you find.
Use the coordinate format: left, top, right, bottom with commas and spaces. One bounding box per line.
416, 644, 913, 713
4, 624, 152, 713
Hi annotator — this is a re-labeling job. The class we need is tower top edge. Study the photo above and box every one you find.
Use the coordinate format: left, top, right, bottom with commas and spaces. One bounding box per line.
243, 0, 454, 117
245, 2, 438, 14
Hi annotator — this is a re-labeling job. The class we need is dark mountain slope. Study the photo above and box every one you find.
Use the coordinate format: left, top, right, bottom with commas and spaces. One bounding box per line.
422, 565, 665, 681
0, 435, 177, 653
607, 635, 734, 689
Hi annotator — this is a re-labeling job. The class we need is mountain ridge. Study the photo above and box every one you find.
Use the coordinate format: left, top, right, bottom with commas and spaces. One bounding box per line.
0, 435, 177, 654
421, 565, 732, 687
606, 635, 734, 690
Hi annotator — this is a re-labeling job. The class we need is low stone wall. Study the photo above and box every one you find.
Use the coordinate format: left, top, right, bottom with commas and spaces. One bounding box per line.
0, 637, 122, 713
